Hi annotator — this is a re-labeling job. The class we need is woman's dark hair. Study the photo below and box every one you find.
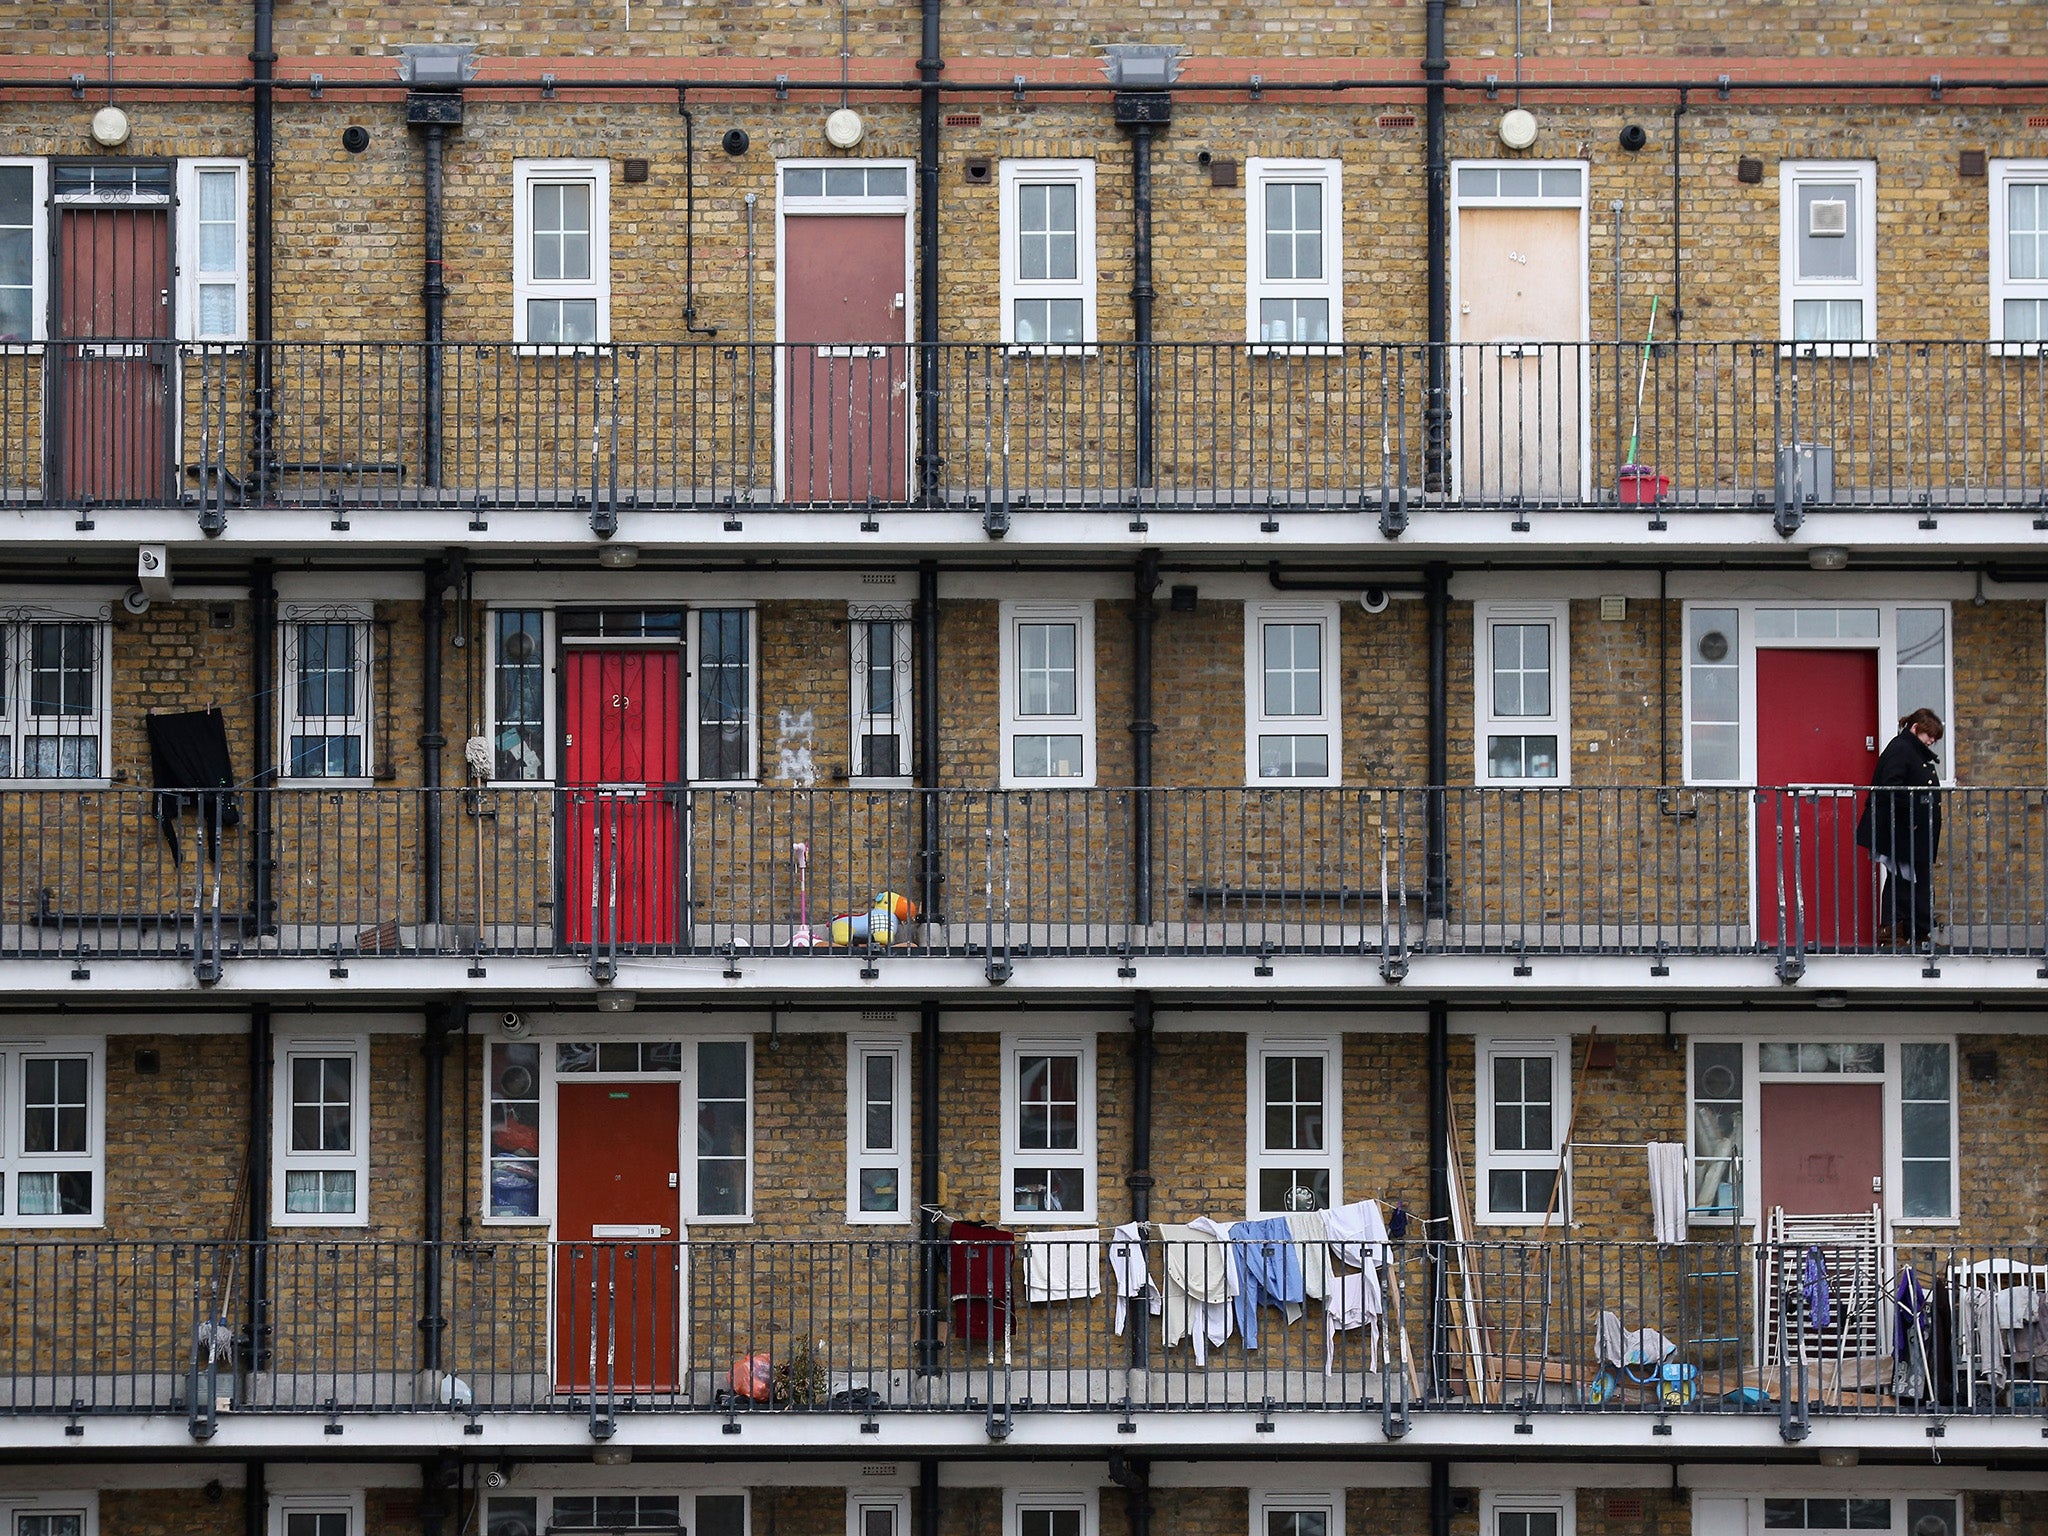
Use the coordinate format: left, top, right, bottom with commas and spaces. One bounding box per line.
1900, 707, 1945, 741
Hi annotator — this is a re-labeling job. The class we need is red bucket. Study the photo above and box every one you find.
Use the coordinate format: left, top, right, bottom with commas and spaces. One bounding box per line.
1617, 465, 1670, 505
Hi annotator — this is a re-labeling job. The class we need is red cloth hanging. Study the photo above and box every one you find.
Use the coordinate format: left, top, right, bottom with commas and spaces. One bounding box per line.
948, 1221, 1015, 1343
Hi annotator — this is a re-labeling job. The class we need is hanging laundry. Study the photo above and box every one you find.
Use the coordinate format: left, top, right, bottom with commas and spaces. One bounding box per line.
1801, 1246, 1833, 1333
1323, 1198, 1389, 1269
948, 1221, 1015, 1343
146, 709, 239, 864
1228, 1216, 1306, 1350
1892, 1267, 1932, 1400
1323, 1265, 1385, 1377
1646, 1142, 1688, 1246
1285, 1209, 1331, 1303
1022, 1229, 1102, 1303
1158, 1218, 1236, 1363
1109, 1223, 1159, 1337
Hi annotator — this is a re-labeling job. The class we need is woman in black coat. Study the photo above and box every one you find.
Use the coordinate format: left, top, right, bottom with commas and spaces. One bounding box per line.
1854, 708, 1944, 946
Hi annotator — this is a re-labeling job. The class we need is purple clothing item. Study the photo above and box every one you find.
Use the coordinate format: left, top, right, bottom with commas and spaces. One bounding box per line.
1801, 1245, 1833, 1332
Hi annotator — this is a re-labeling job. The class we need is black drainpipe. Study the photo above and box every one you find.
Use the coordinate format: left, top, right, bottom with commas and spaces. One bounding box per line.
916, 1001, 942, 1373
420, 1003, 453, 1377
1429, 1460, 1451, 1536
679, 95, 717, 336
915, 560, 941, 920
245, 1463, 266, 1536
415, 119, 451, 486
250, 559, 277, 934
1423, 0, 1450, 487
914, 0, 942, 502
1126, 993, 1155, 1369
1670, 88, 1688, 340
1114, 92, 1167, 488
1130, 552, 1158, 924
420, 555, 448, 924
1111, 1457, 1150, 1536
1424, 561, 1450, 915
1426, 1003, 1450, 1398
250, 0, 275, 505
244, 1004, 272, 1369
917, 1462, 939, 1536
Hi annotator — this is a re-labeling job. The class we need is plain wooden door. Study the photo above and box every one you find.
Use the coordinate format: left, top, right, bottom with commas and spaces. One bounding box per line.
554, 1081, 682, 1392
561, 649, 683, 948
57, 206, 172, 503
1756, 647, 1880, 948
783, 212, 910, 503
1760, 1081, 1883, 1215
1457, 205, 1583, 502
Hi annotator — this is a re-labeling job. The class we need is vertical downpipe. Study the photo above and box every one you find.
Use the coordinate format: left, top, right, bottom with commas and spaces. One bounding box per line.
1126, 994, 1155, 1369
917, 1462, 939, 1536
1429, 1460, 1451, 1536
1424, 0, 1450, 487
916, 1002, 942, 1373
914, 0, 943, 502
1131, 122, 1157, 488
420, 1003, 452, 1378
250, 0, 275, 503
1426, 1004, 1451, 1398
1424, 561, 1450, 914
915, 560, 941, 919
421, 123, 447, 487
250, 560, 277, 933
420, 557, 446, 924
245, 1464, 267, 1536
245, 1004, 272, 1368
1129, 552, 1158, 923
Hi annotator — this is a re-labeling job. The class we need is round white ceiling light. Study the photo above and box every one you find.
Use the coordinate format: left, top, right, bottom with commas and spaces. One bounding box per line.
824, 108, 866, 150
1497, 108, 1538, 151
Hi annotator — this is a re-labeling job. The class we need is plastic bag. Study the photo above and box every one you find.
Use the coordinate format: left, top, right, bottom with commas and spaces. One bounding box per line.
728, 1351, 774, 1402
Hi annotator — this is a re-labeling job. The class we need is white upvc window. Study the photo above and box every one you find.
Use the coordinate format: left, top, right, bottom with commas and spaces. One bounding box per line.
1245, 600, 1341, 784
177, 158, 248, 342
1001, 1033, 1096, 1224
850, 604, 913, 782
0, 1039, 104, 1228
1000, 600, 1096, 787
847, 1035, 912, 1223
483, 1039, 542, 1222
1475, 600, 1570, 785
273, 1035, 370, 1227
1247, 1034, 1340, 1217
280, 603, 374, 781
513, 159, 611, 346
1991, 159, 2048, 347
1252, 1493, 1342, 1536
1477, 1034, 1569, 1224
0, 606, 110, 782
1000, 159, 1098, 348
1247, 159, 1342, 347
271, 1493, 364, 1536
1480, 1493, 1573, 1536
2, 1497, 98, 1536
1780, 160, 1877, 348
691, 1037, 754, 1220
849, 1493, 911, 1536
0, 159, 49, 345
691, 606, 757, 784
1004, 1491, 1098, 1536
486, 607, 554, 784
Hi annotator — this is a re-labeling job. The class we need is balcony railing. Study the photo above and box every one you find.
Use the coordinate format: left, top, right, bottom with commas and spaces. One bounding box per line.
1, 1237, 2040, 1437
6, 342, 2046, 524
3, 786, 2040, 976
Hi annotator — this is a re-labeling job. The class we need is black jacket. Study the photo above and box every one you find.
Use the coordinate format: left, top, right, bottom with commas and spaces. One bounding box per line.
1854, 728, 1941, 870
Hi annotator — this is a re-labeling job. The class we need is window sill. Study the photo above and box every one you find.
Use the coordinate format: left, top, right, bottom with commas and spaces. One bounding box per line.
846, 1211, 916, 1227
0, 1217, 105, 1231
1779, 341, 1874, 360
1001, 344, 1101, 359
273, 1216, 370, 1230
1246, 774, 1342, 789
513, 342, 614, 358
277, 776, 376, 789
998, 777, 1097, 792
685, 1214, 755, 1227
0, 777, 113, 789
1991, 341, 2048, 358
1246, 343, 1344, 358
1475, 777, 1572, 789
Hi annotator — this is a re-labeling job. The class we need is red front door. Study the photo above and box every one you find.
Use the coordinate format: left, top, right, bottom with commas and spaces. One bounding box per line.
57, 204, 173, 504
1759, 1081, 1883, 1215
783, 211, 910, 504
554, 1081, 682, 1393
1756, 648, 1880, 949
562, 649, 683, 947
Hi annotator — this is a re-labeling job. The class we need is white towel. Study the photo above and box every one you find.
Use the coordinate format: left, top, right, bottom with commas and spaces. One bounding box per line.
1109, 1222, 1160, 1335
1323, 1198, 1388, 1268
1647, 1142, 1688, 1246
1022, 1229, 1103, 1303
1159, 1219, 1236, 1363
1324, 1266, 1385, 1377
1286, 1209, 1331, 1304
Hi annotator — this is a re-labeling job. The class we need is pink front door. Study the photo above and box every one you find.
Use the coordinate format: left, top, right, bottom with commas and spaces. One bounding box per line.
562, 649, 683, 947
783, 212, 910, 503
1759, 1081, 1883, 1215
58, 205, 172, 503
1756, 648, 1880, 949
554, 1081, 682, 1392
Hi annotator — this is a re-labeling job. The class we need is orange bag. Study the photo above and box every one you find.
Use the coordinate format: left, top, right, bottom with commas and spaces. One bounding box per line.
728, 1351, 774, 1402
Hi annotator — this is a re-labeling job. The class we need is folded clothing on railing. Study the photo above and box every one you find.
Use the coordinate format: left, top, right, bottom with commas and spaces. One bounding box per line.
1022, 1229, 1102, 1303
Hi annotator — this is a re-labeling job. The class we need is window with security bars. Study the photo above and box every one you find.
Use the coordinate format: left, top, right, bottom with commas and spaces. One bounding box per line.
1253, 1044, 1336, 1214
280, 608, 373, 779
275, 1039, 367, 1225
697, 608, 753, 781
0, 1044, 101, 1226
0, 615, 106, 779
850, 608, 912, 780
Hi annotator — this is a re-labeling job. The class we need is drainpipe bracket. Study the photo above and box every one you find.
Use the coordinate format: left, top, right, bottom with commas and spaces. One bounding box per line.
983, 507, 1012, 539
1775, 955, 1806, 985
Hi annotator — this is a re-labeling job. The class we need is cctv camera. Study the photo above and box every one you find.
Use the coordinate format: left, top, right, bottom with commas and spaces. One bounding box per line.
1359, 586, 1391, 614
483, 1471, 509, 1491
500, 1011, 528, 1036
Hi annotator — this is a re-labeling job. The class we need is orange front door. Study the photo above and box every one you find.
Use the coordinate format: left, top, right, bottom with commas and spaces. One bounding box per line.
554, 1081, 682, 1393
783, 212, 910, 503
57, 204, 172, 504
1760, 1081, 1882, 1215
1756, 647, 1880, 949
562, 649, 684, 947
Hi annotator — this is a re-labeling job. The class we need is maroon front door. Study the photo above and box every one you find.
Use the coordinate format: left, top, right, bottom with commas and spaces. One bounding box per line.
57, 203, 172, 503
1760, 1081, 1883, 1215
783, 211, 909, 503
1756, 648, 1880, 949
554, 1081, 682, 1392
562, 649, 684, 948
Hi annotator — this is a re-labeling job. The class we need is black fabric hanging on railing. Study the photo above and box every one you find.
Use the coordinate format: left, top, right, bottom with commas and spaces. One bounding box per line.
147, 709, 240, 864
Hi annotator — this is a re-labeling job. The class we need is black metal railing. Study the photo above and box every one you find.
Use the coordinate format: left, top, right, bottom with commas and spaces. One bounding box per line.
3, 786, 2040, 974
2, 342, 2043, 521
1, 1236, 2041, 1431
